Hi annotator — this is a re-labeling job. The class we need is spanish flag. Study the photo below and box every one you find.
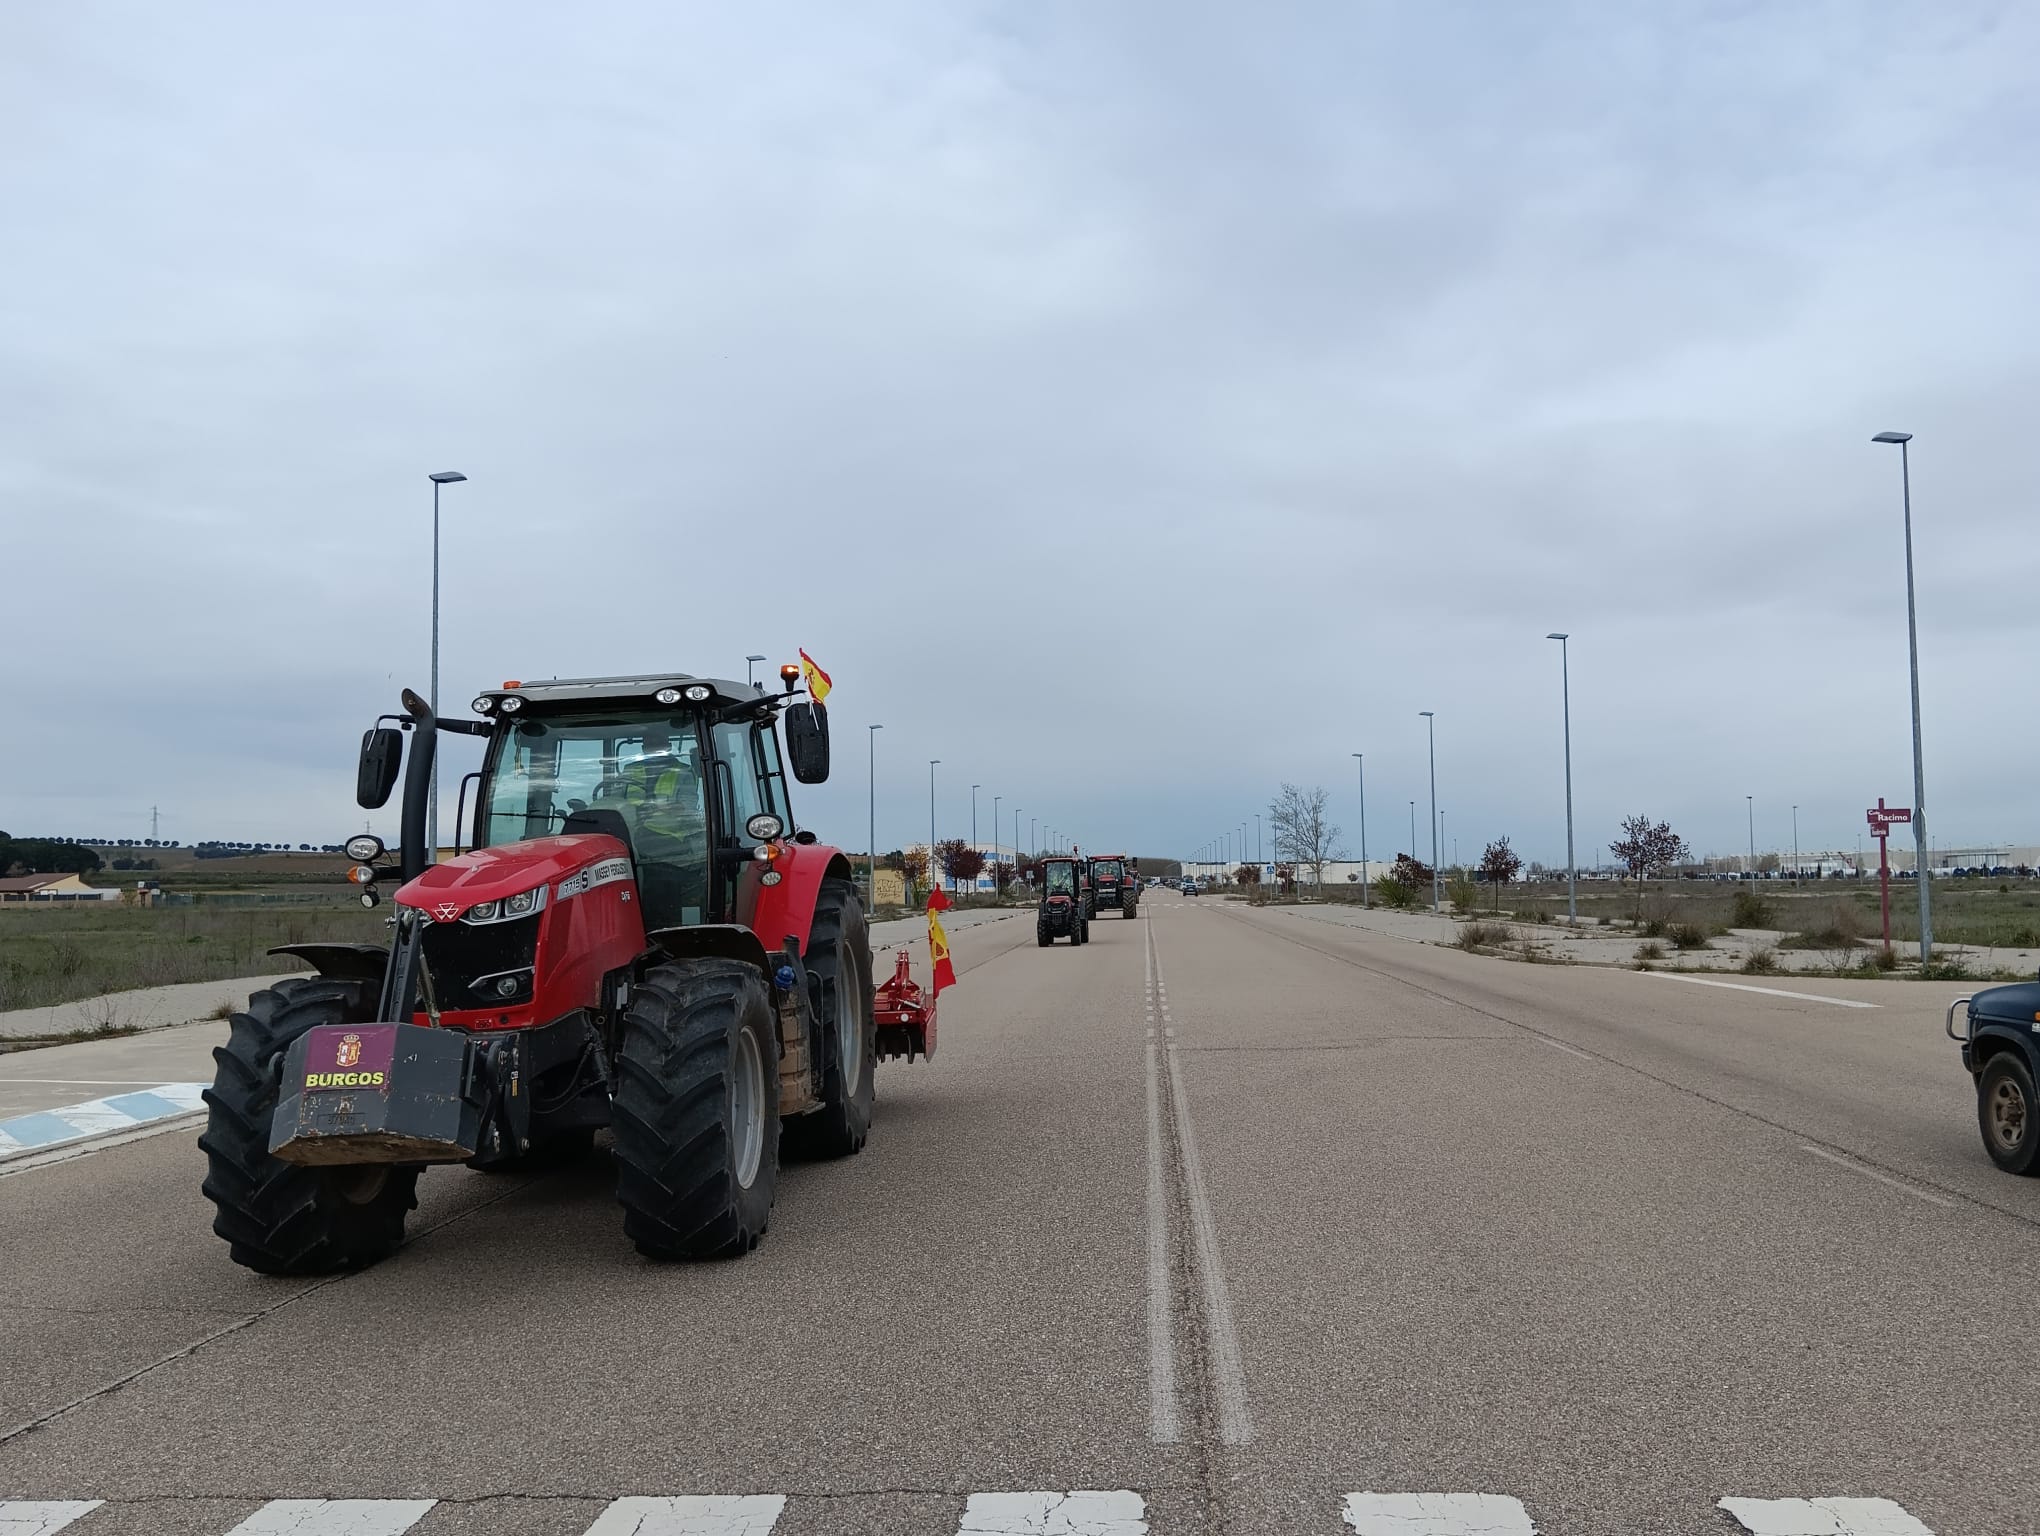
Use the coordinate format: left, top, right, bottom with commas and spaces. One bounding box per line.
926, 885, 957, 994
798, 649, 833, 703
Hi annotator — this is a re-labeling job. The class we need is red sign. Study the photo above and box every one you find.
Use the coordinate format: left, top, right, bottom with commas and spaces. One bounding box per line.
1866, 805, 1913, 833
302, 1024, 396, 1092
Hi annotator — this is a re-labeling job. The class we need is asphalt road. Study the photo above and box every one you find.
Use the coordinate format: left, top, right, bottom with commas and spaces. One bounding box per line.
2, 897, 2035, 1536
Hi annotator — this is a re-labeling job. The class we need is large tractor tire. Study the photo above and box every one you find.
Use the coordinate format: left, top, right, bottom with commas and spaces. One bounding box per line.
199, 977, 419, 1275
1037, 912, 1053, 947
785, 878, 877, 1160
611, 958, 779, 1259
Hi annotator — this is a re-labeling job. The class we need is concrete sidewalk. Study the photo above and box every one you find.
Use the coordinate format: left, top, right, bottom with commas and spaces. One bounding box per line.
0, 973, 307, 1043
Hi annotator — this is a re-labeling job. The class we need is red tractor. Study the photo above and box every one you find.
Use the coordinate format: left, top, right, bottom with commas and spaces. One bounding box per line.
200, 667, 927, 1273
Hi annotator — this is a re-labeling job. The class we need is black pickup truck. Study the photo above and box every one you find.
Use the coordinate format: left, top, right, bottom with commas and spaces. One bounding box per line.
1948, 981, 2040, 1175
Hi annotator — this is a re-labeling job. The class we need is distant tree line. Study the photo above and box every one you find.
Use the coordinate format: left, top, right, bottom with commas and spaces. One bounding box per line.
0, 832, 103, 876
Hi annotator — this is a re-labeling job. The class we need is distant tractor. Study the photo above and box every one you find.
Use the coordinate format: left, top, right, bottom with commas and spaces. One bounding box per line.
1088, 854, 1138, 919
1036, 857, 1090, 946
200, 668, 930, 1275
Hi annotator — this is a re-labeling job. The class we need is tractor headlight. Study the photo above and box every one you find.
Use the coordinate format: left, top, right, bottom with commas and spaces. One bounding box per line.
683, 684, 712, 702
471, 696, 496, 715
654, 687, 683, 704
462, 885, 547, 924
344, 834, 385, 863
499, 696, 523, 714
745, 813, 784, 841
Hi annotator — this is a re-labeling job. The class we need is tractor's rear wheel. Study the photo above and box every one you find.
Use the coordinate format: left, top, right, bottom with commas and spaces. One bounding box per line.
199, 977, 419, 1275
785, 878, 876, 1160
611, 958, 779, 1258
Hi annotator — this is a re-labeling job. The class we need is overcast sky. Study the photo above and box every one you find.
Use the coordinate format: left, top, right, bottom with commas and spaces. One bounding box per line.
5, 2, 2037, 870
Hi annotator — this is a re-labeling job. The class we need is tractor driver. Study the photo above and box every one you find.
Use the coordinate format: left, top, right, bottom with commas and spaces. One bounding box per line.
616, 724, 709, 926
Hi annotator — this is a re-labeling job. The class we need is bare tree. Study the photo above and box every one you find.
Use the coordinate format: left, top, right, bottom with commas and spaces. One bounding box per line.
1268, 783, 1343, 892
1478, 836, 1523, 913
1609, 814, 1690, 915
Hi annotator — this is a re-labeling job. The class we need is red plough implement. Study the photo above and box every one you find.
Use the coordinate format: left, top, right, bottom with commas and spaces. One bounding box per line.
873, 949, 937, 1062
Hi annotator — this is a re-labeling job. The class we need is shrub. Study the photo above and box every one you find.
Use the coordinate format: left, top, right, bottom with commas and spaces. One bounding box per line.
1636, 940, 1666, 961
1670, 922, 1711, 950
1741, 945, 1779, 975
1375, 872, 1418, 910
1641, 915, 1668, 938
1447, 874, 1481, 915
1457, 921, 1508, 950
1873, 945, 1899, 972
1731, 890, 1772, 928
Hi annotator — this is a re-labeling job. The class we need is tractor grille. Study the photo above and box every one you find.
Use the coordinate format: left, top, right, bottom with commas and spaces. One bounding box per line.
419, 913, 541, 1012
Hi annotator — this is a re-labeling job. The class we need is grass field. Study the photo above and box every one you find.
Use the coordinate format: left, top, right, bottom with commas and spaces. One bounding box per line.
0, 902, 388, 1013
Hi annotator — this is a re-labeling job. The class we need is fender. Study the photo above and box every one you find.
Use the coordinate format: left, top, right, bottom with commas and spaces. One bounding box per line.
645, 923, 775, 977
747, 844, 855, 957
268, 942, 391, 984
1966, 1023, 2040, 1081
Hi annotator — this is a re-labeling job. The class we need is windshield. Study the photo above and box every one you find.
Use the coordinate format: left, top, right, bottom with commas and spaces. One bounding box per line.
480, 710, 711, 928
1045, 862, 1075, 895
1093, 860, 1122, 880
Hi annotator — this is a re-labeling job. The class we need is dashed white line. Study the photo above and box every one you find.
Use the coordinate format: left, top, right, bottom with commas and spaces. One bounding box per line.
582, 1496, 788, 1535
1798, 1145, 1955, 1208
1718, 1496, 1934, 1535
0, 1502, 103, 1536
1343, 1492, 1536, 1535
1635, 972, 1878, 1009
958, 1489, 1147, 1534
224, 1501, 438, 1536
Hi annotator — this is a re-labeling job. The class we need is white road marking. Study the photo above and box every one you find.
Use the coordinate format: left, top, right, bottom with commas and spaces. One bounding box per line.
1635, 972, 1878, 1009
0, 1113, 205, 1179
1799, 1145, 1955, 1208
0, 1502, 102, 1536
1343, 1492, 1536, 1534
582, 1496, 787, 1535
1534, 1036, 1593, 1061
958, 1490, 1146, 1534
1151, 936, 1253, 1446
1141, 925, 1181, 1444
1719, 1496, 1934, 1535
224, 1501, 438, 1536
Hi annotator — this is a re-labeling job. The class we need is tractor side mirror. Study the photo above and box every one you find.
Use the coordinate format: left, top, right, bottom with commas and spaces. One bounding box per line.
784, 702, 830, 784
356, 727, 404, 809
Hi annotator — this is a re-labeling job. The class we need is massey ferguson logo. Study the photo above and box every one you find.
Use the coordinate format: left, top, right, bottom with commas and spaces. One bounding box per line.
335, 1033, 362, 1068
434, 902, 460, 922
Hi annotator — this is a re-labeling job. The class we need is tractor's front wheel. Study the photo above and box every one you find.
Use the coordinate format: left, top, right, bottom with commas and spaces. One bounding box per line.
199, 977, 419, 1275
611, 958, 780, 1258
786, 878, 876, 1160
1037, 913, 1052, 947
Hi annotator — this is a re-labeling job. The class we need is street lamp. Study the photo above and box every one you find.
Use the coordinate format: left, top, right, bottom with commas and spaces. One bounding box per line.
1351, 754, 1369, 907
1547, 633, 1576, 924
1747, 795, 1755, 879
1793, 804, 1800, 887
971, 785, 981, 882
1255, 812, 1263, 867
867, 725, 882, 907
929, 761, 940, 890
746, 654, 767, 687
426, 470, 467, 860
1409, 801, 1417, 859
1420, 712, 1440, 911
1874, 430, 1934, 964
993, 794, 1001, 882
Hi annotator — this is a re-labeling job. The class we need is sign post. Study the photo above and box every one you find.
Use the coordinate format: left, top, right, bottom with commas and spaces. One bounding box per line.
1866, 798, 1914, 957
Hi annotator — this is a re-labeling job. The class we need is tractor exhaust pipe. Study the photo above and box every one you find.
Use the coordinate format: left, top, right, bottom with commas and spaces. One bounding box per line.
398, 687, 436, 884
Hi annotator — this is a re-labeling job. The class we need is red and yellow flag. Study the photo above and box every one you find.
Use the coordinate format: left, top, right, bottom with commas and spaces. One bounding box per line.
798, 648, 833, 703
926, 885, 956, 994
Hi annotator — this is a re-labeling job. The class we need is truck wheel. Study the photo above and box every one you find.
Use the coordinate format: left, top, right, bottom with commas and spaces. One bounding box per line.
1977, 1052, 2039, 1175
786, 878, 876, 1160
199, 977, 419, 1275
612, 958, 779, 1258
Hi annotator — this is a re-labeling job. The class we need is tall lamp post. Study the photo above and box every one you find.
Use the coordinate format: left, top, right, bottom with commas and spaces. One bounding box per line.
745, 654, 766, 687
1547, 633, 1576, 924
1874, 430, 1933, 963
929, 760, 940, 892
1255, 812, 1263, 868
1420, 711, 1440, 910
866, 725, 882, 906
971, 784, 981, 886
993, 794, 1001, 884
1792, 804, 1800, 886
426, 470, 467, 859
1409, 801, 1417, 860
1351, 753, 1369, 907
1747, 795, 1756, 879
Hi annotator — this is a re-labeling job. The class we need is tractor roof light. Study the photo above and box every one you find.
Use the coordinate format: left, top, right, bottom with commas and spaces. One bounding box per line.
779, 663, 800, 695
654, 687, 683, 705
472, 696, 496, 714
682, 684, 713, 702
498, 696, 523, 713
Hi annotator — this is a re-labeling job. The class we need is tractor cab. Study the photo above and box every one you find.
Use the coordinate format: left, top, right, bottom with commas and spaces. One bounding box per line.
1088, 852, 1138, 919
1036, 856, 1089, 947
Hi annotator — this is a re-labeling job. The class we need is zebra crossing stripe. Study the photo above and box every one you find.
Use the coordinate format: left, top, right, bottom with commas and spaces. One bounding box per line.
1343, 1492, 1536, 1534
958, 1490, 1147, 1534
1718, 1497, 1934, 1535
581, 1496, 788, 1535
0, 1502, 103, 1536
222, 1500, 437, 1535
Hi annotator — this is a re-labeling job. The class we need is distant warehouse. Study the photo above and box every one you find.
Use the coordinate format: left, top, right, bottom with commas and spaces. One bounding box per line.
0, 873, 119, 903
